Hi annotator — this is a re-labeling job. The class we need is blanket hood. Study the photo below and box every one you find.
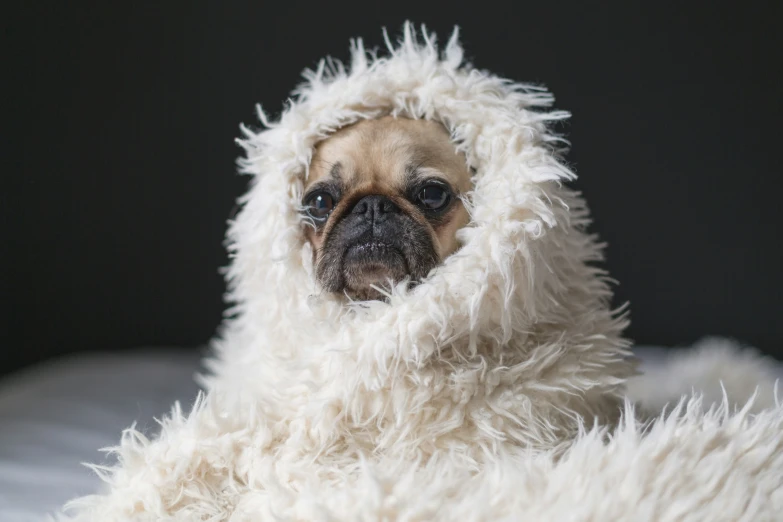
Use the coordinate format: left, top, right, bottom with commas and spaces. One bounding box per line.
201, 23, 634, 461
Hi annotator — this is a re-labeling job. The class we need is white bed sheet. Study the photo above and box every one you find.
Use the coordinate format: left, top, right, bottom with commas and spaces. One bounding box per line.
0, 349, 203, 521
0, 345, 749, 520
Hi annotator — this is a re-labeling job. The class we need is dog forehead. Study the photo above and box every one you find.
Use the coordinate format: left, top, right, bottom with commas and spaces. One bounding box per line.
308, 124, 409, 185
306, 117, 469, 190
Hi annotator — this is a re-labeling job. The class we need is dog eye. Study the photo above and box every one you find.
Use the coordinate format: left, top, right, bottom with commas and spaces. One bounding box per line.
305, 192, 335, 221
417, 184, 451, 211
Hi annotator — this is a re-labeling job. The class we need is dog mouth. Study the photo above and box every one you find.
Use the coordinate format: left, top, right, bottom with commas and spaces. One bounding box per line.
342, 240, 409, 296
345, 240, 405, 260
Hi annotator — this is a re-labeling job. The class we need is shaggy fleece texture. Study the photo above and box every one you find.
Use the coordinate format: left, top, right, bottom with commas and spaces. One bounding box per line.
60, 23, 783, 521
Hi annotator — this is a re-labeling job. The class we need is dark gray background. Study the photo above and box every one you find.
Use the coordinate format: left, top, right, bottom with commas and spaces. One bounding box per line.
4, 2, 781, 376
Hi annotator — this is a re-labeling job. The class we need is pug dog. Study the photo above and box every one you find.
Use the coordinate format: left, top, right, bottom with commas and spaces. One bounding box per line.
302, 116, 472, 301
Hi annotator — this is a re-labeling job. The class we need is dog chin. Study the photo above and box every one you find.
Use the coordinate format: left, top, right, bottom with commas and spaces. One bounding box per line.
342, 241, 410, 300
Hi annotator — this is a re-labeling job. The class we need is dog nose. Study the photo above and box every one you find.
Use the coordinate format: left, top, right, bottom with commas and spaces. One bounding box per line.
351, 195, 400, 221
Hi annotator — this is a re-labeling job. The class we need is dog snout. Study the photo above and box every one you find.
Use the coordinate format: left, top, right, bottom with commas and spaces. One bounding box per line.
350, 195, 400, 223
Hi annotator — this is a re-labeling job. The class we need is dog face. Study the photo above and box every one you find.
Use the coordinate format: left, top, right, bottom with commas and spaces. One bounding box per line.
302, 116, 472, 301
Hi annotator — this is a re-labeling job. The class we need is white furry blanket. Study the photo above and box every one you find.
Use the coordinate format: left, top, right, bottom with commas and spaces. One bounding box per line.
59, 23, 783, 522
